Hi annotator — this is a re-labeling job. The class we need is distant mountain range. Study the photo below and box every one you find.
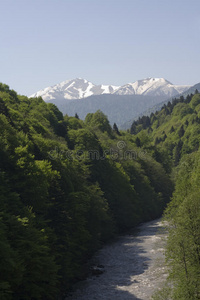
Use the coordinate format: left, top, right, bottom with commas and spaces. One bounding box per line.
120, 82, 200, 130
30, 77, 195, 128
30, 77, 190, 100
30, 78, 119, 100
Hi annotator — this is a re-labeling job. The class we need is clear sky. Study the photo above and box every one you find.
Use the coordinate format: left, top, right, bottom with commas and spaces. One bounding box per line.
0, 0, 200, 96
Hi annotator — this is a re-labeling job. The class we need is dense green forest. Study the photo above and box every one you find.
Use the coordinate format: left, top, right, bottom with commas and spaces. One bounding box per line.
130, 91, 200, 300
1, 82, 199, 299
0, 83, 173, 299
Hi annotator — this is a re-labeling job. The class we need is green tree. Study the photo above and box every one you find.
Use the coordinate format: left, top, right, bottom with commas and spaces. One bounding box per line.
85, 110, 112, 135
165, 153, 200, 300
113, 122, 121, 135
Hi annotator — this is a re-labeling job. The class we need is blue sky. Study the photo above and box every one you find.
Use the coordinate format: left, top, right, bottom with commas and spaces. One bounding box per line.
0, 0, 200, 95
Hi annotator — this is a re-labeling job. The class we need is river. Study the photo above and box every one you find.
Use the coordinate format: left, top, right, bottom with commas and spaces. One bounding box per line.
66, 219, 168, 300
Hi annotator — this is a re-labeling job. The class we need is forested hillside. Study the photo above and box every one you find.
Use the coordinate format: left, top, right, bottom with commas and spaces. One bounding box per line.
47, 93, 167, 128
122, 82, 200, 130
0, 83, 173, 300
130, 90, 200, 164
130, 91, 200, 300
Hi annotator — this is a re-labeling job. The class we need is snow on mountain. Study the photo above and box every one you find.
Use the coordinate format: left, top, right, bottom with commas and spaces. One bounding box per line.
30, 78, 120, 101
114, 78, 190, 98
30, 77, 191, 101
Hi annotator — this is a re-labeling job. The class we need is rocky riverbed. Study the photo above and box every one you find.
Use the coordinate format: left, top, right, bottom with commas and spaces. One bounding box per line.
66, 219, 168, 300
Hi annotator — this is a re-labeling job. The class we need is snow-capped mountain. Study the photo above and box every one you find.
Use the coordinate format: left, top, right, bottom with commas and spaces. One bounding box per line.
30, 77, 191, 101
30, 78, 120, 101
114, 78, 190, 97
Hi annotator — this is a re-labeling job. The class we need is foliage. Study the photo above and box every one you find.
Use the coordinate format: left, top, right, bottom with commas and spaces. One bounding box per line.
0, 84, 173, 299
130, 92, 200, 299
130, 93, 200, 166
164, 152, 200, 299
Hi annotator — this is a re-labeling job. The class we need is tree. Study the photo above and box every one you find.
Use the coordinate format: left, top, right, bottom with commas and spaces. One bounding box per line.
164, 152, 200, 299
85, 110, 112, 135
75, 113, 79, 119
163, 134, 167, 141
178, 125, 185, 138
113, 123, 120, 135
154, 137, 161, 145
173, 140, 183, 165
169, 126, 175, 133
135, 137, 141, 147
185, 119, 189, 126
130, 122, 137, 134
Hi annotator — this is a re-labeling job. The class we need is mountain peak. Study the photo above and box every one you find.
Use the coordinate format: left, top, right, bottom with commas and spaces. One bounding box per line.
30, 77, 191, 101
114, 77, 189, 97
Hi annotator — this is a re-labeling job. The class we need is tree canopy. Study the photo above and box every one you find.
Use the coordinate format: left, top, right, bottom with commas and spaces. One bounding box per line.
0, 84, 173, 299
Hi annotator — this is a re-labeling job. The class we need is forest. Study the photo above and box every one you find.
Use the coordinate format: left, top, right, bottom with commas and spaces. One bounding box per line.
0, 82, 199, 299
131, 90, 200, 300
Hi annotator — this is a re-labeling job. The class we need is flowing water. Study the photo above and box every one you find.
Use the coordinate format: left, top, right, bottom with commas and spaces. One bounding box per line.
66, 219, 168, 300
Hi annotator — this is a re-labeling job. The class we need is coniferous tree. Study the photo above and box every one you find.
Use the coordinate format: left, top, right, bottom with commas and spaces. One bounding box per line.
113, 123, 121, 135
185, 119, 189, 126
154, 137, 160, 145
163, 134, 167, 141
167, 101, 172, 111
130, 122, 137, 134
185, 94, 192, 103
173, 140, 183, 165
178, 125, 185, 138
75, 112, 79, 119
135, 137, 141, 147
169, 126, 175, 133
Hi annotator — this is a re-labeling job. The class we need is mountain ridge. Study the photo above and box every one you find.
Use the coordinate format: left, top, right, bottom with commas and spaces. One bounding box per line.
30, 78, 120, 101
120, 81, 200, 130
30, 77, 190, 101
